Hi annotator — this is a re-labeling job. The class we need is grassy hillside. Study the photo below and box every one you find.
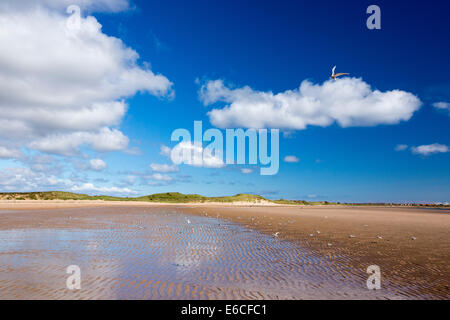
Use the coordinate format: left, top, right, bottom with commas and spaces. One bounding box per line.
0, 192, 447, 207
135, 192, 206, 203
0, 191, 126, 201
136, 192, 267, 203
0, 191, 268, 203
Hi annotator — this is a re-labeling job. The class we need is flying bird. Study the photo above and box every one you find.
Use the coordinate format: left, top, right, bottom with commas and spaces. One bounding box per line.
331, 66, 349, 80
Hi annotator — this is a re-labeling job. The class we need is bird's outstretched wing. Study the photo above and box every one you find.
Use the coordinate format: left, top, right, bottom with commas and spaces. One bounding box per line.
332, 66, 336, 75
334, 73, 349, 78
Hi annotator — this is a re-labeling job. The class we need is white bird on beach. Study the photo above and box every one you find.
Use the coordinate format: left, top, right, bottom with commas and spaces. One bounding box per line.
349, 234, 356, 238
331, 65, 350, 80
411, 236, 417, 240
273, 232, 280, 237
186, 218, 191, 224
377, 235, 383, 239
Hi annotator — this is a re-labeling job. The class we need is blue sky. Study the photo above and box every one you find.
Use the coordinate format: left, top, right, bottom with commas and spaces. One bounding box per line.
0, 0, 449, 203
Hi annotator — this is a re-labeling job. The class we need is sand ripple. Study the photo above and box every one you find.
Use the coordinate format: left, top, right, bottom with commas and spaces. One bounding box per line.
0, 208, 434, 299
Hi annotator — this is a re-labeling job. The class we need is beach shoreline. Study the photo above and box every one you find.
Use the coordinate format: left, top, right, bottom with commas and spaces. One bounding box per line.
1, 199, 447, 210
0, 201, 448, 299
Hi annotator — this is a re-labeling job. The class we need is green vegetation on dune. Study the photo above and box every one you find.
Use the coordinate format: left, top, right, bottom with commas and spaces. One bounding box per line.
273, 199, 337, 205
0, 191, 268, 203
135, 192, 206, 203
211, 193, 267, 203
0, 192, 448, 207
0, 191, 126, 201
136, 192, 266, 203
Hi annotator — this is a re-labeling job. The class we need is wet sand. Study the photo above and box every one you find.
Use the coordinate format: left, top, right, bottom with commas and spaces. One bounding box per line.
0, 203, 448, 299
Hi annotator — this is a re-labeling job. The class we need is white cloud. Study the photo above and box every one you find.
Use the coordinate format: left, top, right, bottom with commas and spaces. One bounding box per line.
28, 128, 129, 156
89, 159, 107, 171
150, 163, 178, 173
240, 168, 253, 174
170, 141, 225, 168
0, 0, 131, 14
70, 183, 137, 195
284, 155, 300, 163
0, 167, 72, 191
200, 79, 421, 129
149, 173, 173, 181
411, 143, 449, 156
0, 2, 172, 156
160, 145, 172, 157
0, 146, 22, 159
433, 102, 450, 113
0, 165, 138, 195
395, 144, 408, 151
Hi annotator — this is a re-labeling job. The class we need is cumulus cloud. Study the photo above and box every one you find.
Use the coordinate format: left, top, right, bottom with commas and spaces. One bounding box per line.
89, 159, 107, 171
150, 163, 178, 173
28, 128, 129, 156
170, 141, 225, 168
395, 144, 408, 151
0, 167, 72, 191
411, 143, 449, 156
70, 183, 137, 195
284, 155, 300, 163
27, 129, 129, 156
199, 79, 421, 129
0, 1, 172, 157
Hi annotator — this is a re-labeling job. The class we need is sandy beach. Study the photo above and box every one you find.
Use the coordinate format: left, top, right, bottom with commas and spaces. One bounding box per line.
0, 201, 448, 299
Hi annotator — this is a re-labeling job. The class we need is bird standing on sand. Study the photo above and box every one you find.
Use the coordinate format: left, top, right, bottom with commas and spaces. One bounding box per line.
331, 66, 349, 80
273, 232, 280, 237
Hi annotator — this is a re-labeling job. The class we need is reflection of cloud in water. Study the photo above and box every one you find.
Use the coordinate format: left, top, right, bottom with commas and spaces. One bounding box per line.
0, 209, 406, 299
173, 219, 220, 269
